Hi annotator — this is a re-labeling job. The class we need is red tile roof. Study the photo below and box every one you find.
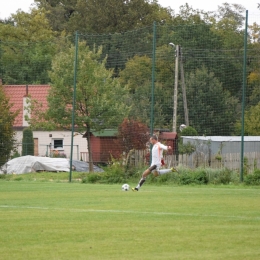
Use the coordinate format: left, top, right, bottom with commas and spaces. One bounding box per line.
4, 85, 50, 127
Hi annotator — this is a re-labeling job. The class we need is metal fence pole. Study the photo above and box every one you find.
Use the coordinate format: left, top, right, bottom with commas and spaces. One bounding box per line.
150, 22, 156, 162
240, 10, 248, 182
69, 31, 79, 182
172, 45, 179, 132
150, 21, 156, 136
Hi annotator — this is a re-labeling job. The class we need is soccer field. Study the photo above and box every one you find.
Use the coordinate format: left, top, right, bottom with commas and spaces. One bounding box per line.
0, 182, 259, 260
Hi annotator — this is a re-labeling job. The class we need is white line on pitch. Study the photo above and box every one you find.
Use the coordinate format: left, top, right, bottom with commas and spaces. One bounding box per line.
0, 205, 259, 221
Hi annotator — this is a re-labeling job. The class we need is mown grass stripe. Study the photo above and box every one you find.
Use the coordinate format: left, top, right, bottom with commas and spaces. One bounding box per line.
1, 205, 259, 220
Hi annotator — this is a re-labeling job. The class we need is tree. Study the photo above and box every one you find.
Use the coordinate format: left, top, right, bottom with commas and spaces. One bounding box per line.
34, 0, 78, 32
166, 3, 245, 98
28, 42, 130, 171
180, 126, 198, 136
247, 67, 260, 107
249, 22, 260, 43
22, 128, 34, 156
184, 66, 239, 135
0, 85, 18, 167
235, 103, 260, 135
119, 55, 152, 94
117, 118, 149, 154
0, 9, 56, 84
35, 0, 172, 34
246, 38, 260, 107
119, 53, 173, 129
210, 3, 245, 49
172, 3, 212, 26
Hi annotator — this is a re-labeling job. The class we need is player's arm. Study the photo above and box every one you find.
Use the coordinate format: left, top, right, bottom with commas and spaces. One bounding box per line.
159, 143, 172, 151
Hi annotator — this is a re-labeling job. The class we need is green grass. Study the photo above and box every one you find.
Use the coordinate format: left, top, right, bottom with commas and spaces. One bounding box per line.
0, 171, 85, 182
0, 181, 259, 260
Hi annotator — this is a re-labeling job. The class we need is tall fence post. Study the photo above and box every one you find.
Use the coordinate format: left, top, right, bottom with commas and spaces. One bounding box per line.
150, 22, 156, 162
240, 10, 248, 182
150, 21, 156, 136
172, 45, 179, 132
69, 31, 79, 182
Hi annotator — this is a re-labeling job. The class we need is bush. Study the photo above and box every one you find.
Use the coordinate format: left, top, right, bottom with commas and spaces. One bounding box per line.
11, 151, 20, 159
218, 169, 233, 184
244, 169, 260, 185
207, 168, 239, 185
179, 169, 208, 185
181, 126, 198, 136
79, 163, 252, 186
22, 128, 34, 156
82, 157, 129, 184
82, 173, 102, 183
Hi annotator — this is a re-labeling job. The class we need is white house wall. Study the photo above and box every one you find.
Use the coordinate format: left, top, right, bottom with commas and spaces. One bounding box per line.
15, 130, 88, 160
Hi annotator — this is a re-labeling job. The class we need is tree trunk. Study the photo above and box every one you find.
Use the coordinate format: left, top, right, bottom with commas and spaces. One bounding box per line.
86, 126, 94, 172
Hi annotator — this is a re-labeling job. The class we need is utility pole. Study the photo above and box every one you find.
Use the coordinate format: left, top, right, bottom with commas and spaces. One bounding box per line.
172, 45, 179, 132
180, 47, 189, 126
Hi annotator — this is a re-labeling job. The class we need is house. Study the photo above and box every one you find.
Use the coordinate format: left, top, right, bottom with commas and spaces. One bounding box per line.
4, 85, 88, 159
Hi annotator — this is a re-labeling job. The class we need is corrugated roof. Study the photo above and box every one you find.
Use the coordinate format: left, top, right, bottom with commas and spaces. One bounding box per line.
182, 136, 260, 142
4, 85, 50, 127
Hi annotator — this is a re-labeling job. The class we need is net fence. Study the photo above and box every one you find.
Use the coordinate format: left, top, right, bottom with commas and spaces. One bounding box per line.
1, 12, 260, 173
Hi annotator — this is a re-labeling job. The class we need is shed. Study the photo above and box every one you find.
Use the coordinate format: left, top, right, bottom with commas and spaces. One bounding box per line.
88, 129, 122, 164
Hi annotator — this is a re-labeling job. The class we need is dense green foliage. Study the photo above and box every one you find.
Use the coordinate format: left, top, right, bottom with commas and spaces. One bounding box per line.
26, 42, 130, 171
1, 166, 260, 186
81, 164, 243, 186
35, 0, 172, 34
0, 9, 55, 85
0, 85, 18, 166
184, 67, 239, 135
244, 169, 260, 185
22, 128, 34, 156
180, 126, 198, 136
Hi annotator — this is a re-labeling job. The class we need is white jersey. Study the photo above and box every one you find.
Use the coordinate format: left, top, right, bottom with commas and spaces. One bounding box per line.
151, 142, 168, 166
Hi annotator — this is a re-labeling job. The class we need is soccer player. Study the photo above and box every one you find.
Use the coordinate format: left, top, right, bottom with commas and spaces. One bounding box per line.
132, 134, 177, 191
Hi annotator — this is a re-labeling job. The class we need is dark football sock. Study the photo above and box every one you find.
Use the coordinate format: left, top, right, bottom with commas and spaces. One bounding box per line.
136, 177, 146, 189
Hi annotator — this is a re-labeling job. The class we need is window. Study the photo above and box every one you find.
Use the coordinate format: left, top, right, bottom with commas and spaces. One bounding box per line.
53, 139, 63, 149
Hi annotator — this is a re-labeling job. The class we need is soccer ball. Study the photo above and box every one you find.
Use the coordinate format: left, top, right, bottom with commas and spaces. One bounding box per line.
122, 183, 130, 191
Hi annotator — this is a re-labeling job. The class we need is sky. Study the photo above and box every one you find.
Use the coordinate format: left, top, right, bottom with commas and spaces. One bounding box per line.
0, 0, 259, 20
159, 0, 259, 14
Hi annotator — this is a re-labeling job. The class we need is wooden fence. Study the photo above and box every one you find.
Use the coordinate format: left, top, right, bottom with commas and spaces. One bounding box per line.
178, 152, 260, 173
129, 150, 260, 173
81, 149, 260, 173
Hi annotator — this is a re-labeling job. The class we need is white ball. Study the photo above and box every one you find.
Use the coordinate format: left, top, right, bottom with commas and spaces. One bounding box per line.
122, 183, 130, 191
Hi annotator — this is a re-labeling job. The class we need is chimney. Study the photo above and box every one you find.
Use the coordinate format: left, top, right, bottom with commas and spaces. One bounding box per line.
23, 85, 30, 126
24, 84, 29, 97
